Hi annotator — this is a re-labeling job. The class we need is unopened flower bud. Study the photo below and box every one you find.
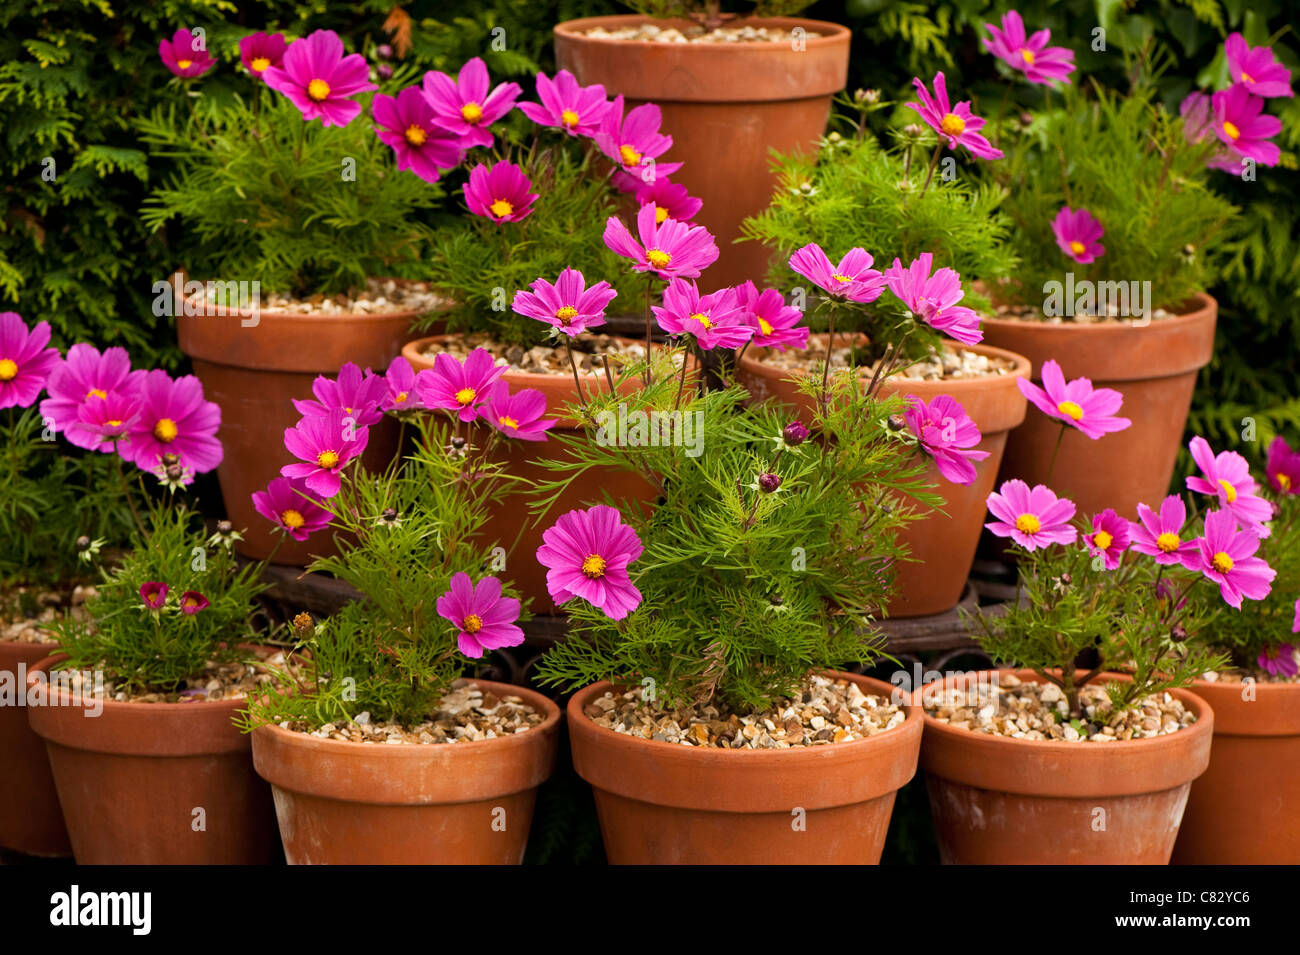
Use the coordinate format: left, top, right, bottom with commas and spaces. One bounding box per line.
855, 88, 880, 104
888, 414, 906, 432
76, 535, 91, 551
217, 520, 233, 535
758, 472, 782, 493
292, 612, 313, 637
1170, 624, 1187, 642
377, 63, 393, 80
451, 436, 466, 449
903, 123, 926, 138
783, 421, 809, 446
769, 593, 784, 606
376, 43, 393, 60
1059, 573, 1072, 586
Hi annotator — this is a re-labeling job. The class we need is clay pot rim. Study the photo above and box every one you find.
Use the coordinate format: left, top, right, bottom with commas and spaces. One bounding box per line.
979, 290, 1217, 333
554, 15, 852, 48
1190, 674, 1300, 694
400, 332, 660, 382
174, 274, 449, 324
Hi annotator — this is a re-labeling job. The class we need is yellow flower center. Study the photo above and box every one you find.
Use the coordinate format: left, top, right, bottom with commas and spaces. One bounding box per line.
307, 78, 331, 101
454, 387, 477, 406
405, 124, 427, 145
1241, 71, 1255, 84
1211, 552, 1235, 574
1279, 473, 1292, 492
1057, 400, 1084, 421
655, 205, 669, 224
280, 509, 305, 529
316, 450, 340, 468
106, 419, 123, 428
757, 317, 774, 337
0, 358, 18, 381
1015, 513, 1041, 534
1093, 530, 1113, 550
646, 249, 671, 269
153, 417, 179, 443
394, 391, 408, 404
461, 102, 483, 123
1156, 532, 1181, 553
177, 59, 193, 70
1069, 240, 1086, 255
250, 57, 270, 73
86, 387, 107, 400
1021, 49, 1035, 65
690, 312, 713, 329
1223, 121, 1240, 141
555, 305, 578, 325
581, 554, 607, 578
497, 415, 520, 430
1218, 479, 1237, 503
940, 113, 966, 136
489, 198, 514, 218
462, 613, 483, 634
619, 144, 642, 166
832, 273, 852, 283
560, 108, 580, 127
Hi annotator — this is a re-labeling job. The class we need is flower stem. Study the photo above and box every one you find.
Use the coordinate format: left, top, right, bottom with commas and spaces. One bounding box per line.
643, 274, 655, 387
1045, 421, 1068, 487
567, 343, 588, 408
819, 304, 837, 415
672, 341, 692, 412
917, 143, 944, 199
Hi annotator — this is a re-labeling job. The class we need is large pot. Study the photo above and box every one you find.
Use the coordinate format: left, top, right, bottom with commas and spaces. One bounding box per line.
250, 679, 561, 864
567, 671, 922, 864
738, 339, 1031, 617
1173, 676, 1300, 864
0, 640, 71, 857
26, 652, 277, 864
980, 294, 1217, 518
555, 16, 851, 288
913, 669, 1214, 864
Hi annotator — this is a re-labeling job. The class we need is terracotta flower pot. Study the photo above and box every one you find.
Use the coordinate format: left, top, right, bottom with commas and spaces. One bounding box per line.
980, 294, 1217, 519
25, 653, 277, 864
567, 671, 922, 864
555, 16, 851, 288
0, 640, 71, 857
250, 679, 561, 864
1172, 677, 1300, 864
913, 669, 1214, 864
737, 339, 1031, 616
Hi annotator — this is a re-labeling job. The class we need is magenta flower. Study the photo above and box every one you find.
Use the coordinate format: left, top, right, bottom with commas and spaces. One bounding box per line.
414, 347, 506, 423
252, 475, 333, 542
239, 32, 287, 82
381, 356, 425, 415
75, 389, 142, 448
159, 28, 215, 79
179, 591, 210, 615
1128, 495, 1200, 567
123, 370, 222, 477
635, 180, 703, 226
982, 10, 1075, 85
1266, 436, 1300, 495
1084, 508, 1130, 570
140, 582, 168, 610
884, 252, 983, 345
40, 344, 142, 450
436, 572, 524, 659
421, 57, 521, 149
517, 69, 611, 137
373, 86, 466, 184
788, 244, 886, 303
734, 281, 808, 351
512, 268, 617, 338
1051, 207, 1105, 264
1225, 33, 1294, 99
603, 202, 719, 280
1180, 92, 1242, 172
1192, 508, 1276, 609
903, 394, 989, 486
1259, 643, 1298, 678
1294, 598, 1300, 633
652, 280, 753, 351
292, 361, 387, 428
536, 505, 643, 620
1017, 359, 1131, 439
1186, 436, 1273, 537
985, 479, 1077, 550
0, 312, 60, 410
281, 410, 369, 498
483, 382, 555, 442
907, 72, 1003, 160
595, 96, 682, 188
463, 161, 538, 223
262, 29, 376, 128
1211, 84, 1282, 167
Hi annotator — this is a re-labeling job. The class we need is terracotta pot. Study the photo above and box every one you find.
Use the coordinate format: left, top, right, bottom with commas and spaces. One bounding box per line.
555, 16, 851, 288
0, 640, 71, 857
913, 669, 1214, 864
25, 652, 277, 864
737, 338, 1031, 616
250, 679, 561, 864
177, 282, 439, 564
980, 294, 1216, 519
401, 335, 665, 611
1172, 677, 1300, 864
568, 671, 921, 864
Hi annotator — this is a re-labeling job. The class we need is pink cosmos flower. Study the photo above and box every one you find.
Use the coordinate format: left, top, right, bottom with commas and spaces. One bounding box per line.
373, 86, 466, 184
1180, 92, 1243, 172
536, 505, 643, 620
517, 69, 611, 137
1294, 597, 1300, 633
414, 347, 506, 422
1051, 207, 1105, 264
1211, 83, 1282, 167
512, 268, 617, 338
985, 479, 1077, 550
281, 410, 369, 498
483, 381, 555, 442
140, 582, 168, 610
239, 32, 287, 82
734, 281, 808, 351
1259, 643, 1299, 678
982, 10, 1075, 85
159, 28, 215, 79
262, 29, 376, 128
436, 572, 524, 659
1128, 495, 1200, 567
1225, 33, 1294, 99
123, 370, 222, 477
603, 202, 720, 280
463, 161, 538, 223
1266, 436, 1300, 494
40, 344, 143, 450
903, 394, 989, 486
252, 475, 333, 542
1017, 359, 1131, 439
292, 361, 387, 427
0, 312, 60, 410
421, 57, 521, 149
1192, 508, 1276, 609
380, 356, 425, 414
907, 72, 1003, 160
1186, 436, 1273, 537
788, 244, 886, 303
75, 389, 142, 449
884, 253, 983, 345
1085, 508, 1130, 570
635, 180, 703, 226
179, 591, 210, 615
652, 280, 753, 351
595, 96, 682, 188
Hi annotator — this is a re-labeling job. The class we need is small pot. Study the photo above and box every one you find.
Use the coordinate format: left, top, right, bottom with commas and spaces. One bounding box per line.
567, 671, 922, 864
0, 640, 71, 857
250, 679, 561, 864
980, 293, 1216, 518
1173, 676, 1300, 864
912, 669, 1214, 864
555, 16, 850, 288
25, 652, 277, 864
737, 338, 1031, 616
